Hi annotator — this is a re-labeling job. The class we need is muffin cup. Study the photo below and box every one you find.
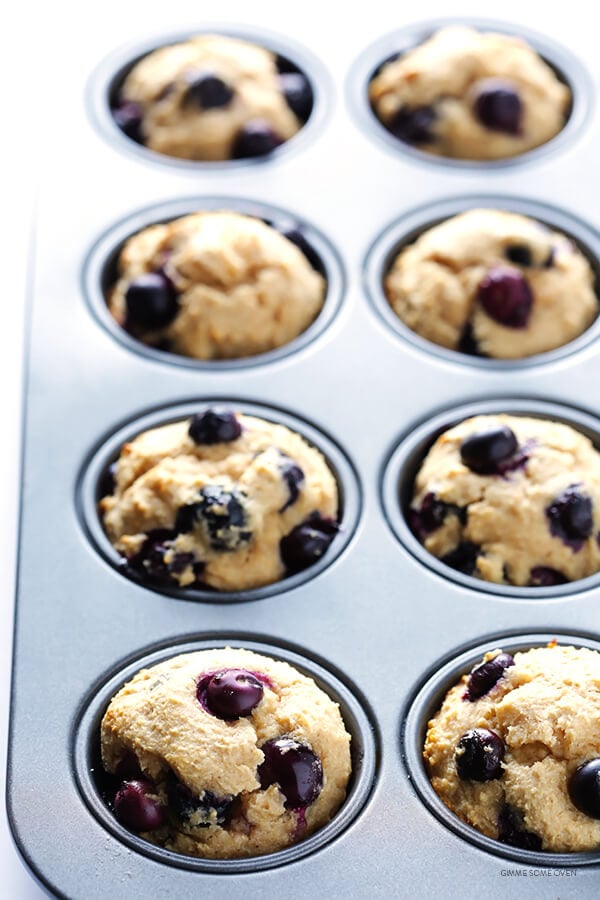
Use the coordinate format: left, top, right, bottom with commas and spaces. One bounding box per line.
364, 195, 600, 369
381, 398, 600, 598
73, 634, 379, 873
348, 17, 592, 169
77, 399, 361, 603
84, 196, 345, 370
402, 630, 600, 866
87, 25, 331, 170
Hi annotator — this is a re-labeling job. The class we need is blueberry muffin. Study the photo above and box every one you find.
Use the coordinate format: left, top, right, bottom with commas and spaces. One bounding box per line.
100, 647, 352, 858
385, 210, 597, 358
425, 642, 600, 852
410, 414, 600, 586
108, 211, 325, 360
112, 34, 312, 160
369, 26, 570, 160
99, 408, 339, 592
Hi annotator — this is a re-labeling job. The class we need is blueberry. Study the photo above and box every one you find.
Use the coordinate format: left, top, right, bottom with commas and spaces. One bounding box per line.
529, 566, 568, 587
474, 82, 522, 135
126, 528, 178, 585
409, 492, 451, 540
259, 737, 323, 808
113, 779, 165, 832
125, 272, 179, 331
505, 244, 532, 267
455, 728, 504, 781
198, 668, 264, 719
279, 456, 305, 512
546, 485, 593, 547
168, 777, 232, 827
124, 530, 205, 587
466, 652, 515, 701
174, 485, 252, 552
441, 541, 480, 576
113, 100, 144, 143
184, 72, 234, 109
460, 426, 518, 475
477, 267, 533, 328
188, 408, 242, 445
389, 106, 436, 145
280, 514, 339, 574
232, 120, 284, 158
498, 805, 542, 850
568, 759, 600, 818
99, 461, 118, 497
279, 72, 313, 121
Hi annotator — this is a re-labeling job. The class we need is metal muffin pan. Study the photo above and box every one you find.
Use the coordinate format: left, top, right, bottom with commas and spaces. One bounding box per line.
8, 8, 600, 899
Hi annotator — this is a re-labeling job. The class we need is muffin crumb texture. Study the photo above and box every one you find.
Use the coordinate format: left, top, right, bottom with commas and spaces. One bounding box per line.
370, 26, 570, 160
108, 211, 325, 360
425, 643, 600, 852
410, 414, 600, 586
113, 34, 312, 160
385, 209, 597, 359
100, 647, 352, 858
100, 408, 339, 592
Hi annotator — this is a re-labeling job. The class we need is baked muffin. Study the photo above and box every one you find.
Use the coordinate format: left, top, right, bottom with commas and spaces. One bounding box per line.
99, 407, 339, 592
112, 34, 312, 160
424, 642, 600, 852
100, 647, 352, 858
409, 414, 600, 586
385, 209, 597, 359
108, 211, 325, 360
369, 26, 570, 160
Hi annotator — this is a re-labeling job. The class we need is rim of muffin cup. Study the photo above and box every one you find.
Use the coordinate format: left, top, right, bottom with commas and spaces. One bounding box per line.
83, 196, 345, 370
348, 17, 592, 170
73, 634, 379, 874
402, 630, 600, 866
76, 399, 361, 603
364, 194, 600, 370
381, 397, 600, 599
87, 25, 330, 170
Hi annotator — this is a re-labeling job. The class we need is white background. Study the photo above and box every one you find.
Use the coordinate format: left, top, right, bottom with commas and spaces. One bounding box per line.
2, 1, 599, 896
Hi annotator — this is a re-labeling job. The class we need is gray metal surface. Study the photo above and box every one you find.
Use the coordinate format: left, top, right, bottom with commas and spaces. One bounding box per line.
7, 8, 600, 899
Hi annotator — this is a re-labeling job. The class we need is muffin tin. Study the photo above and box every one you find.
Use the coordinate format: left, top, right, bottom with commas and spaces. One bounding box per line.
7, 7, 600, 899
